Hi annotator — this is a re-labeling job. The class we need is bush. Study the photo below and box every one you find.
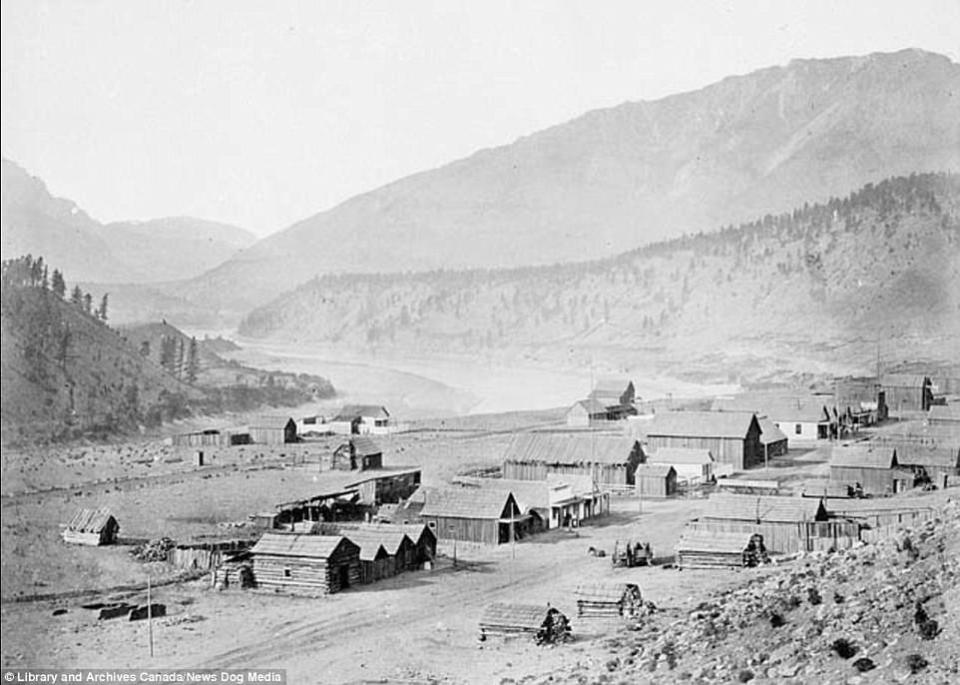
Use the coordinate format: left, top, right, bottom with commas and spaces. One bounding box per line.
852, 657, 875, 673
906, 654, 928, 673
831, 638, 858, 659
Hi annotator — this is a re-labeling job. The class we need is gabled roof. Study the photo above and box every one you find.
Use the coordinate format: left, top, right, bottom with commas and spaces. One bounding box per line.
544, 472, 603, 497
504, 433, 641, 465
334, 404, 390, 421
644, 411, 758, 439
451, 478, 550, 513
247, 416, 295, 430
336, 526, 413, 555
893, 445, 960, 468
881, 374, 930, 387
633, 464, 676, 478
413, 486, 519, 520
647, 447, 715, 465
591, 377, 633, 395
480, 603, 555, 630
331, 531, 390, 561
701, 494, 827, 523
65, 508, 116, 533
571, 398, 609, 415
350, 436, 382, 457
757, 417, 788, 445
712, 395, 830, 423
251, 533, 357, 559
676, 530, 753, 554
829, 445, 898, 469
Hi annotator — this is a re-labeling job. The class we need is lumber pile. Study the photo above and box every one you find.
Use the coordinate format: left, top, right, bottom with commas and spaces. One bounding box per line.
575, 582, 643, 619
676, 530, 757, 570
479, 603, 572, 644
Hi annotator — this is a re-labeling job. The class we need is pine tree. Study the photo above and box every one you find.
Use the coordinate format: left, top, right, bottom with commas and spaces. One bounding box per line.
70, 285, 84, 306
185, 336, 199, 383
51, 270, 66, 298
97, 293, 109, 322
82, 292, 93, 314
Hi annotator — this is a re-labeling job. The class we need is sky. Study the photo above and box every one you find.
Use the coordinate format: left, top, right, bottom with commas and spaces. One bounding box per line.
2, 1, 958, 238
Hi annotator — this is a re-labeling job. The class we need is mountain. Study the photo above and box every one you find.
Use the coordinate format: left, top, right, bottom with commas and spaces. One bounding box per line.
0, 159, 257, 284
188, 49, 960, 317
237, 173, 960, 384
0, 256, 334, 444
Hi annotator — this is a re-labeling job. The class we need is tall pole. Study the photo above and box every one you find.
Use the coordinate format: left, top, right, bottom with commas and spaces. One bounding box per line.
147, 573, 154, 658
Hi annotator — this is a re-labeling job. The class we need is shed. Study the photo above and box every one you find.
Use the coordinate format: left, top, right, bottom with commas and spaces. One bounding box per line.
502, 433, 644, 487
633, 464, 677, 498
565, 398, 610, 427
333, 437, 384, 471
675, 530, 757, 570
574, 582, 643, 618
757, 417, 788, 458
333, 532, 392, 584
345, 467, 421, 506
249, 533, 360, 593
247, 416, 297, 445
643, 411, 763, 471
413, 487, 524, 545
646, 448, 715, 484
829, 445, 915, 495
479, 603, 571, 643
62, 508, 119, 546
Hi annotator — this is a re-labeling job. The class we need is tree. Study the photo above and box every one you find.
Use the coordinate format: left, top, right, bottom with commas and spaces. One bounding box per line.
139, 340, 151, 358
82, 292, 93, 314
97, 293, 109, 322
70, 285, 83, 307
185, 336, 199, 383
51, 270, 66, 298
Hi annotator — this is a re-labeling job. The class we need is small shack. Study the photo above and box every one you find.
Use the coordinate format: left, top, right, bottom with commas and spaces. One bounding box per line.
565, 398, 610, 427
414, 487, 524, 545
335, 532, 392, 584
829, 445, 915, 495
633, 464, 677, 498
333, 437, 384, 471
646, 447, 715, 484
247, 416, 297, 445
62, 508, 119, 546
502, 433, 644, 488
757, 417, 789, 458
643, 411, 764, 471
574, 582, 643, 619
249, 533, 360, 594
479, 603, 571, 644
675, 530, 765, 570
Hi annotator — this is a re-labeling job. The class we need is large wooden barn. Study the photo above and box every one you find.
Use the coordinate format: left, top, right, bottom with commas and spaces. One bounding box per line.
413, 487, 525, 545
502, 433, 644, 488
882, 374, 933, 414
829, 444, 916, 495
688, 494, 859, 554
643, 411, 763, 471
250, 533, 361, 593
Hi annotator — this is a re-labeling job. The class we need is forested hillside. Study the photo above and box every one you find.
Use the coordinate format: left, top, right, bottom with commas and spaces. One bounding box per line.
238, 173, 960, 382
1, 257, 334, 444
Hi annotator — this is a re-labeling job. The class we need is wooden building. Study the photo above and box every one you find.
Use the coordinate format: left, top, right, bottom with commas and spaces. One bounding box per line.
502, 433, 644, 487
333, 437, 384, 470
882, 374, 933, 414
688, 494, 859, 554
62, 508, 119, 546
927, 404, 960, 425
395, 523, 437, 566
893, 445, 960, 489
675, 530, 756, 570
171, 429, 222, 448
345, 468, 422, 506
334, 532, 392, 584
587, 378, 636, 420
479, 603, 570, 642
643, 411, 763, 471
249, 533, 360, 593
331, 405, 392, 435
412, 486, 524, 545
712, 395, 834, 446
247, 416, 297, 445
565, 398, 611, 427
574, 583, 643, 619
633, 464, 677, 498
829, 445, 916, 495
646, 447, 715, 484
757, 417, 788, 458
452, 475, 609, 529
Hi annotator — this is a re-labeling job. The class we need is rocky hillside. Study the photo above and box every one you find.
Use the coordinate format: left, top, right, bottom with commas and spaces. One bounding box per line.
0, 159, 256, 284
0, 256, 333, 444
238, 173, 960, 383
188, 49, 960, 315
561, 499, 960, 684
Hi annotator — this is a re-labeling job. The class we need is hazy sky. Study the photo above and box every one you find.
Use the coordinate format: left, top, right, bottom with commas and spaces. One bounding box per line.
3, 1, 958, 237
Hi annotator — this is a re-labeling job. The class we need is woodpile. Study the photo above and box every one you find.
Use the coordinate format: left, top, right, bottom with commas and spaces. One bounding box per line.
575, 582, 643, 619
676, 530, 759, 570
479, 603, 572, 644
742, 533, 770, 567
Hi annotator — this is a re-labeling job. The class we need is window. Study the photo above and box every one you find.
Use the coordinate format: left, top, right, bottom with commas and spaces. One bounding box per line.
428, 521, 436, 529
795, 424, 802, 435
283, 568, 291, 578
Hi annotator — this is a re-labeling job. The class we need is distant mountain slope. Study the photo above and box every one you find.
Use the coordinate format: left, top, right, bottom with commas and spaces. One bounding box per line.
0, 159, 256, 283
191, 49, 960, 316
238, 173, 960, 383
